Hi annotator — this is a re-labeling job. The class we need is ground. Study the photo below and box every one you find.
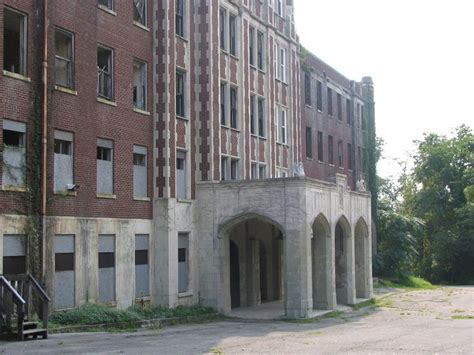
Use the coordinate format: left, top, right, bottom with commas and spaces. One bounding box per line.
1, 286, 473, 354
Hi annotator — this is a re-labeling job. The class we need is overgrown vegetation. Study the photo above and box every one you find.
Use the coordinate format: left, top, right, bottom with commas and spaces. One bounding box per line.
376, 276, 435, 290
49, 303, 217, 327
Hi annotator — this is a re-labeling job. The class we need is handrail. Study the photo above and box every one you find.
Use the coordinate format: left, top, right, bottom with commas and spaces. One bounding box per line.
28, 274, 51, 302
0, 276, 26, 305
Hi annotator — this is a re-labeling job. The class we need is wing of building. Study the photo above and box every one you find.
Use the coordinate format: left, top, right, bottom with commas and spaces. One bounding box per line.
0, 0, 375, 318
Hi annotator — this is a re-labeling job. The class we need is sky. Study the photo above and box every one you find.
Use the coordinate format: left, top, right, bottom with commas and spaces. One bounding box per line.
294, 0, 474, 179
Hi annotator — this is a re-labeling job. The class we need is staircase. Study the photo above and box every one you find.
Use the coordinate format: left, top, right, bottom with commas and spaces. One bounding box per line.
0, 274, 51, 341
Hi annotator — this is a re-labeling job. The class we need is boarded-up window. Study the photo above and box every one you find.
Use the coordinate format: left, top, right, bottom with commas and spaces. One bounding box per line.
178, 233, 189, 293
54, 130, 74, 192
98, 235, 115, 303
3, 235, 26, 274
176, 151, 187, 199
2, 120, 26, 188
133, 145, 147, 198
3, 7, 27, 75
135, 234, 149, 298
96, 138, 113, 194
54, 235, 75, 309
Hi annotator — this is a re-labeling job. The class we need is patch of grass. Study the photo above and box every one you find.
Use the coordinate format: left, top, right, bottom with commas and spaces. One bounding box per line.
452, 315, 474, 320
128, 304, 217, 319
210, 347, 225, 354
353, 298, 376, 310
373, 298, 395, 308
452, 309, 465, 313
378, 276, 435, 290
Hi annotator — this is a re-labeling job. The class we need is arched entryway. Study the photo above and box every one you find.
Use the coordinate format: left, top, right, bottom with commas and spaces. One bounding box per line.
335, 216, 352, 305
224, 215, 284, 317
311, 214, 333, 310
355, 218, 371, 299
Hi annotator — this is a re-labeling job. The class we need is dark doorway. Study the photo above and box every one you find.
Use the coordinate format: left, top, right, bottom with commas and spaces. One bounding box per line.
230, 240, 240, 308
260, 243, 268, 302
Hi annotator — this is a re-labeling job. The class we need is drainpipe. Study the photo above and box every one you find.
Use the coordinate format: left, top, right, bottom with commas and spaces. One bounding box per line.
41, 0, 49, 278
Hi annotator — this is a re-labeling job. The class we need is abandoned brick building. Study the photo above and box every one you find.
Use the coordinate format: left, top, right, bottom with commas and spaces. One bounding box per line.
0, 0, 375, 318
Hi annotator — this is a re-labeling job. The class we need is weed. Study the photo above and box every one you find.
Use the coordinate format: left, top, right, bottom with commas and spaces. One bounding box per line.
210, 346, 225, 354
452, 315, 474, 320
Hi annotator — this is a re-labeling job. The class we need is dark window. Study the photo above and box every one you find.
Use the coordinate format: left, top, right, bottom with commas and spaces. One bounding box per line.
249, 26, 255, 66
317, 131, 323, 162
98, 252, 115, 268
221, 156, 228, 181
54, 139, 72, 155
178, 248, 186, 262
338, 140, 343, 167
361, 105, 366, 130
133, 153, 146, 166
55, 253, 74, 272
337, 93, 342, 121
358, 146, 362, 169
133, 0, 147, 26
327, 87, 333, 116
98, 0, 113, 9
176, 0, 184, 36
257, 32, 264, 70
305, 127, 312, 159
348, 143, 353, 170
328, 135, 334, 165
346, 98, 352, 125
97, 146, 111, 161
133, 60, 147, 110
3, 7, 27, 75
230, 86, 238, 128
97, 46, 113, 99
135, 250, 148, 265
230, 159, 238, 180
55, 28, 74, 88
176, 71, 185, 117
304, 71, 311, 106
3, 256, 26, 274
229, 14, 237, 56
3, 129, 25, 147
316, 81, 323, 111
258, 98, 265, 137
219, 8, 226, 50
220, 83, 227, 125
250, 95, 256, 134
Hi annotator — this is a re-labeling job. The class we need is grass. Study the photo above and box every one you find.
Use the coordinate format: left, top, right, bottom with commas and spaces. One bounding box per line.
376, 276, 435, 290
373, 298, 395, 308
452, 315, 474, 320
49, 303, 218, 328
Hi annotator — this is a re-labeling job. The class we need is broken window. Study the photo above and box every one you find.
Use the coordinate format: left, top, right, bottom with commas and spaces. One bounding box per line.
135, 234, 149, 298
133, 0, 147, 26
3, 7, 27, 75
133, 60, 147, 110
175, 0, 185, 37
220, 82, 227, 125
230, 86, 238, 129
97, 46, 113, 100
98, 235, 115, 303
328, 135, 334, 165
2, 120, 26, 188
55, 28, 74, 88
54, 235, 75, 310
54, 130, 74, 192
176, 71, 185, 117
133, 145, 147, 198
98, 0, 113, 10
306, 127, 312, 159
178, 233, 190, 293
176, 151, 187, 199
2, 235, 26, 275
317, 131, 323, 162
229, 14, 237, 56
96, 138, 113, 195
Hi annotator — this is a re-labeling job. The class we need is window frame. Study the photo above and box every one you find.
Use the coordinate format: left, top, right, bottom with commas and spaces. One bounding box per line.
97, 45, 114, 100
3, 7, 28, 76
305, 127, 312, 159
229, 13, 237, 57
175, 0, 185, 37
133, 59, 147, 111
230, 86, 238, 129
317, 131, 323, 162
133, 0, 147, 27
176, 70, 186, 118
54, 27, 74, 88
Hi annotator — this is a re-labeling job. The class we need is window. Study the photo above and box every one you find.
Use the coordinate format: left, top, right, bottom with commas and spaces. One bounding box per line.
133, 60, 147, 110
276, 0, 283, 16
3, 235, 26, 274
358, 146, 362, 170
347, 143, 353, 170
176, 151, 187, 199
2, 120, 26, 188
98, 235, 115, 303
230, 159, 239, 180
317, 131, 323, 162
133, 0, 147, 26
338, 140, 343, 167
316, 81, 323, 111
96, 139, 113, 195
279, 47, 286, 82
221, 156, 228, 181
257, 31, 264, 70
55, 28, 74, 88
54, 235, 75, 310
229, 14, 237, 56
98, 0, 113, 10
337, 93, 342, 121
54, 131, 74, 192
219, 8, 227, 51
327, 87, 333, 116
176, 71, 185, 117
346, 98, 351, 125
176, 0, 185, 37
220, 82, 227, 125
257, 97, 265, 137
258, 165, 266, 179
251, 163, 258, 179
133, 145, 147, 198
279, 107, 287, 144
304, 71, 311, 106
97, 46, 113, 100
249, 26, 255, 66
250, 95, 256, 135
361, 105, 367, 130
230, 86, 238, 129
135, 235, 149, 298
305, 127, 312, 159
3, 7, 27, 75
178, 233, 190, 293
328, 135, 334, 165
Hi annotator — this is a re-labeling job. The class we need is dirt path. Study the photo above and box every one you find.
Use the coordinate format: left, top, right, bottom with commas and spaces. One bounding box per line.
1, 286, 473, 354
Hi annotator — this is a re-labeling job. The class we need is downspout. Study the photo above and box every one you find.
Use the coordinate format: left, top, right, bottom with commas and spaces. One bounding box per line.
41, 0, 49, 278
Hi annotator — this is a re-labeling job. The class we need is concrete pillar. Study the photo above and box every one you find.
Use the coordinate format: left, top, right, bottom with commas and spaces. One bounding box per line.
346, 230, 356, 305
246, 239, 261, 306
312, 230, 336, 310
152, 198, 178, 307
355, 221, 373, 299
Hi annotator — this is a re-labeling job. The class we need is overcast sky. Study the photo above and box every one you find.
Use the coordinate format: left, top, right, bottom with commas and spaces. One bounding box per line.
294, 0, 474, 179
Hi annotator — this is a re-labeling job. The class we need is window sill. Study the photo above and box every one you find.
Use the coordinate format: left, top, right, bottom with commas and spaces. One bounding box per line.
1, 185, 26, 193
250, 133, 267, 140
133, 197, 151, 202
135, 296, 151, 303
229, 127, 241, 133
229, 53, 239, 60
133, 107, 150, 116
176, 115, 189, 121
178, 291, 193, 298
176, 34, 188, 42
3, 70, 31, 83
257, 68, 266, 74
318, 160, 324, 164
97, 97, 117, 107
276, 142, 289, 147
317, 109, 323, 113
98, 4, 117, 16
55, 85, 77, 96
97, 193, 116, 200
133, 21, 150, 32
220, 48, 229, 55
177, 198, 193, 204
306, 157, 313, 161
54, 190, 77, 197
329, 163, 335, 167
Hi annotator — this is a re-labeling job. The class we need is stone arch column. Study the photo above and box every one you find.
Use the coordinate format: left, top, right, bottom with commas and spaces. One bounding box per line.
355, 218, 372, 299
311, 214, 336, 310
334, 216, 356, 305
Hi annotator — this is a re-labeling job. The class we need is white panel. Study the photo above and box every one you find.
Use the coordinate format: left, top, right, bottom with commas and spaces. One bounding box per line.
55, 235, 74, 253
54, 154, 73, 191
3, 119, 26, 133
99, 235, 115, 253
3, 235, 26, 257
135, 234, 149, 250
54, 130, 73, 141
